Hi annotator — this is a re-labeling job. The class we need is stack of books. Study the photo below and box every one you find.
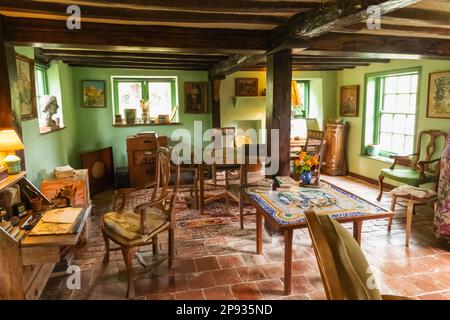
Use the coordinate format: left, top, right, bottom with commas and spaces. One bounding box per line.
253, 178, 274, 192
275, 176, 297, 191
54, 165, 75, 178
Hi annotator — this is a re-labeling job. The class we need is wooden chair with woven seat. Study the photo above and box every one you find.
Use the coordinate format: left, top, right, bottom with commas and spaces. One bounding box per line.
377, 130, 447, 201
225, 144, 266, 229
304, 209, 410, 300
101, 147, 180, 298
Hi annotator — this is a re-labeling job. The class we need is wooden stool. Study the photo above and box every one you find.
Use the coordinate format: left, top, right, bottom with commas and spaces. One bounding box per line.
391, 191, 437, 247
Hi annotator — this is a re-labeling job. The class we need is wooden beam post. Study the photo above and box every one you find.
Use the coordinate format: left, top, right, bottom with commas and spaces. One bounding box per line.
266, 49, 292, 177
211, 79, 221, 128
0, 15, 13, 128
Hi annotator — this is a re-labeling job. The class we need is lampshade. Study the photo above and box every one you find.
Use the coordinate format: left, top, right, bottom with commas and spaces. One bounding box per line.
0, 129, 25, 152
291, 80, 301, 106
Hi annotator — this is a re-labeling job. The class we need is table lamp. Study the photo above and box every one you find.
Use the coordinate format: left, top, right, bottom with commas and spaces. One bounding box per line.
0, 129, 25, 175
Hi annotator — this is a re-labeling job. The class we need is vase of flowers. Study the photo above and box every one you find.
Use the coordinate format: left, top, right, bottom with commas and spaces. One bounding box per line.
140, 99, 150, 123
293, 151, 320, 185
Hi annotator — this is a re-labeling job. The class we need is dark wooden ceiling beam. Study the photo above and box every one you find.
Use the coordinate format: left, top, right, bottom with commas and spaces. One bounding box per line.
59, 56, 214, 66
290, 32, 450, 60
210, 54, 267, 78
285, 0, 422, 39
339, 22, 450, 37
39, 49, 230, 61
385, 8, 450, 25
29, 0, 323, 13
292, 56, 390, 63
67, 62, 208, 71
3, 17, 269, 54
0, 1, 287, 25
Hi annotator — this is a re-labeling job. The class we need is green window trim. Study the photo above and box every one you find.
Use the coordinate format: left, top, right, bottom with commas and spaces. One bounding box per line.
112, 77, 177, 121
361, 67, 421, 158
35, 64, 49, 96
293, 80, 310, 118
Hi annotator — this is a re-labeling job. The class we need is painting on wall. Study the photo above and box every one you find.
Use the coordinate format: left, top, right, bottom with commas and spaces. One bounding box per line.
184, 82, 208, 113
16, 54, 37, 120
82, 80, 106, 108
235, 78, 258, 96
428, 71, 450, 119
340, 85, 359, 117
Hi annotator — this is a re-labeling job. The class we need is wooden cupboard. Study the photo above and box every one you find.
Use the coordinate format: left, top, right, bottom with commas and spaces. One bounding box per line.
323, 123, 349, 176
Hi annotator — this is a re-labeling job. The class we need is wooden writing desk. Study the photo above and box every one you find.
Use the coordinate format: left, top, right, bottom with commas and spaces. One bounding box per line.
0, 172, 92, 300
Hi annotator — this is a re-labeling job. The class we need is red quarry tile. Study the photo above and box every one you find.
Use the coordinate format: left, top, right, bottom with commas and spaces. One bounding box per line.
155, 274, 187, 294
236, 266, 266, 282
186, 272, 216, 290
417, 292, 448, 300
217, 254, 245, 269
212, 269, 241, 286
145, 293, 175, 300
231, 283, 264, 300
240, 253, 268, 266
256, 279, 285, 299
283, 294, 312, 300
172, 259, 197, 274
403, 273, 448, 293
175, 290, 205, 300
287, 275, 316, 295
292, 259, 315, 275
261, 263, 284, 279
204, 286, 235, 300
194, 256, 221, 272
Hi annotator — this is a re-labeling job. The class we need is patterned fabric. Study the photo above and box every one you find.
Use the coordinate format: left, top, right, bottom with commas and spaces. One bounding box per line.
102, 208, 169, 246
434, 126, 450, 239
246, 181, 387, 225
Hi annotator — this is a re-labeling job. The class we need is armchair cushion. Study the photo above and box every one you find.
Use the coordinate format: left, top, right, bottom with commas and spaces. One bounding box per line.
319, 215, 382, 300
102, 209, 169, 246
380, 168, 435, 186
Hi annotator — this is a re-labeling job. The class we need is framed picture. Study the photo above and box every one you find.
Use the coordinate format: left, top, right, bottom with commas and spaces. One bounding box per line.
235, 78, 258, 96
184, 82, 208, 113
16, 54, 37, 120
340, 85, 360, 117
427, 70, 450, 119
82, 80, 106, 108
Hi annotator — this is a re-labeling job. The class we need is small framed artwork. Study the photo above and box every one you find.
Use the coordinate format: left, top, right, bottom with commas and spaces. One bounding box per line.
16, 54, 37, 120
340, 85, 360, 117
82, 80, 106, 108
184, 81, 208, 113
235, 78, 258, 96
427, 70, 450, 119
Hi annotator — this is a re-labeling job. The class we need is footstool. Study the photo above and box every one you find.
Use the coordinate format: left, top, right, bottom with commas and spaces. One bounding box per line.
390, 186, 437, 247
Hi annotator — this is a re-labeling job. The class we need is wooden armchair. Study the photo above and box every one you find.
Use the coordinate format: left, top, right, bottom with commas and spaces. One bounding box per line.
304, 210, 410, 300
101, 147, 180, 298
377, 130, 447, 201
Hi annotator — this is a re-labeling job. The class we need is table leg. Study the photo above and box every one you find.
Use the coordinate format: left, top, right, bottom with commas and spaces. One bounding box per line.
284, 229, 293, 295
353, 221, 363, 246
256, 211, 263, 255
199, 163, 204, 215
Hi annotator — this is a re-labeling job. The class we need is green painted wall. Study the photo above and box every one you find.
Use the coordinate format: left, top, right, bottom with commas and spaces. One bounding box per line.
220, 70, 337, 131
15, 47, 79, 187
336, 59, 450, 185
71, 67, 211, 168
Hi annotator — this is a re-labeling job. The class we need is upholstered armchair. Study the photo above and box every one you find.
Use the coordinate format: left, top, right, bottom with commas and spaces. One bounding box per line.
377, 130, 447, 201
101, 147, 180, 298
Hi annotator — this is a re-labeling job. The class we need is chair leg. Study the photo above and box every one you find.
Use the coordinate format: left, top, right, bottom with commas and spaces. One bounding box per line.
405, 201, 414, 247
239, 194, 244, 230
121, 247, 137, 298
376, 175, 384, 201
390, 195, 398, 212
101, 227, 110, 265
152, 235, 158, 256
194, 170, 199, 210
168, 227, 175, 270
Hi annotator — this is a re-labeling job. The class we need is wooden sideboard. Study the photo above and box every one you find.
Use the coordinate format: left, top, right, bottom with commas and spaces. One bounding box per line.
126, 134, 168, 187
0, 172, 91, 299
323, 123, 349, 176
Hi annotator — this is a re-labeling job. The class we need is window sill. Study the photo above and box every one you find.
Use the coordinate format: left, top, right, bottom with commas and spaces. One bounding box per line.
40, 126, 66, 135
113, 122, 182, 127
359, 154, 394, 164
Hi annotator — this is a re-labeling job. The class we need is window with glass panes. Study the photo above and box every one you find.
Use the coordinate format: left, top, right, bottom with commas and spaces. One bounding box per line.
375, 71, 419, 156
113, 78, 176, 122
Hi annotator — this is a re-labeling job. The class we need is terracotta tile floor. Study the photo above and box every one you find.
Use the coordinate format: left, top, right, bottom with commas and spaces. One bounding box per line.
41, 175, 450, 300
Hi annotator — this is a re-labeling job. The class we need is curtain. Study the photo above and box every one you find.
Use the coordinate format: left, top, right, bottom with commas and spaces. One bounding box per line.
291, 80, 301, 107
434, 125, 450, 240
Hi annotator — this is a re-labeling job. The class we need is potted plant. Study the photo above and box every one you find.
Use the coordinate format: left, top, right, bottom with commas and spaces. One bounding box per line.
293, 151, 320, 185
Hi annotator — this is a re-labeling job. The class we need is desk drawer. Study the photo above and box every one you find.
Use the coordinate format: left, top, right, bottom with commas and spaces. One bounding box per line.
24, 263, 55, 300
21, 246, 60, 265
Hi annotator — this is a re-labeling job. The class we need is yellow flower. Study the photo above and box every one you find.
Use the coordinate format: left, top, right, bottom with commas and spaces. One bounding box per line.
294, 159, 301, 167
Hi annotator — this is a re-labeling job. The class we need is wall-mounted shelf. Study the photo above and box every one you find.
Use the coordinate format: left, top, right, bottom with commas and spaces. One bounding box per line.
232, 96, 266, 108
